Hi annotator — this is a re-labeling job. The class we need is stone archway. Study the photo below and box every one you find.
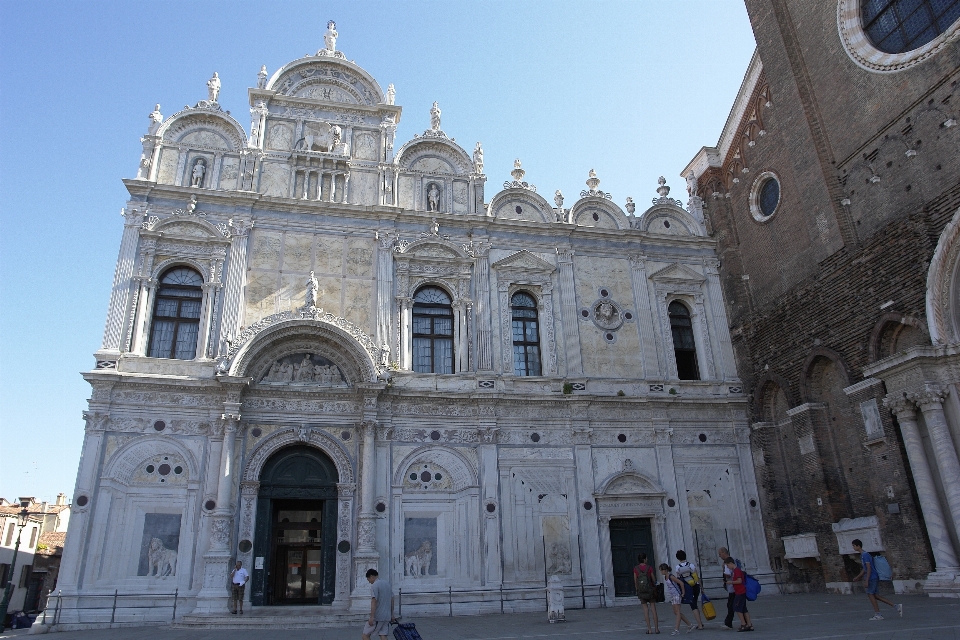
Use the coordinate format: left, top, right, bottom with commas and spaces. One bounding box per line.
238, 428, 356, 608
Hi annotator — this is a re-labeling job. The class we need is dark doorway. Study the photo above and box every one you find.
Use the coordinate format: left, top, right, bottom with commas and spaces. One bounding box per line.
609, 518, 654, 597
252, 445, 338, 606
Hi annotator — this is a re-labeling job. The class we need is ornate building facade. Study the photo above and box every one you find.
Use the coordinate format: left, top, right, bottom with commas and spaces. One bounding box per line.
683, 0, 960, 596
58, 24, 768, 622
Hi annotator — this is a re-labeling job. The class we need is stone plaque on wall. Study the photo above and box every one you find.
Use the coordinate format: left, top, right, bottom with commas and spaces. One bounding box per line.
138, 513, 181, 577
403, 517, 437, 577
860, 398, 884, 439
542, 515, 572, 575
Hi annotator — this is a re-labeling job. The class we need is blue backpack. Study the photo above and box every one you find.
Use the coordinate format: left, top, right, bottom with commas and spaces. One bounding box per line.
872, 555, 893, 581
674, 574, 695, 604
744, 573, 761, 601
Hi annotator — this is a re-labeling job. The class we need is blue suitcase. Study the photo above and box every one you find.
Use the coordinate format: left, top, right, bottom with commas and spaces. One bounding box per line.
393, 622, 424, 640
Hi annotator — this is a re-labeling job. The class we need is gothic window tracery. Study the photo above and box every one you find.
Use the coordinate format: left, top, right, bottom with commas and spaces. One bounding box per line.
669, 300, 700, 380
511, 292, 542, 376
862, 0, 960, 53
148, 267, 204, 360
412, 286, 454, 374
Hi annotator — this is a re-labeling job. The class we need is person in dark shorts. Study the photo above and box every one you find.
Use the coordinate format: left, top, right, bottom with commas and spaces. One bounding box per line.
362, 568, 397, 640
851, 539, 902, 620
718, 546, 740, 630
229, 560, 249, 614
674, 550, 704, 630
725, 557, 753, 632
633, 553, 659, 634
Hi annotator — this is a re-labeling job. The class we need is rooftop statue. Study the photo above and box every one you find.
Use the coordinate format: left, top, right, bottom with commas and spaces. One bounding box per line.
257, 65, 268, 89
430, 101, 441, 131
685, 170, 698, 197
387, 84, 396, 105
207, 72, 221, 103
305, 271, 319, 309
148, 104, 163, 135
324, 20, 338, 52
473, 142, 484, 173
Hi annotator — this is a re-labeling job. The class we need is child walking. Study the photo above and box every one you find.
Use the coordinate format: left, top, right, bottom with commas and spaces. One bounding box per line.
659, 563, 694, 635
851, 539, 902, 620
724, 557, 753, 632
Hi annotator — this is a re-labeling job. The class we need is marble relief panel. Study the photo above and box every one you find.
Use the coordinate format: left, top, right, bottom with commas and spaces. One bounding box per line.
283, 233, 314, 272
352, 171, 379, 206
219, 158, 240, 190
260, 162, 290, 197
156, 148, 179, 184
180, 129, 230, 150
344, 238, 374, 277
352, 130, 379, 161
244, 271, 279, 325
137, 513, 181, 577
452, 181, 468, 214
265, 122, 294, 151
398, 177, 415, 210
315, 236, 344, 275
317, 276, 342, 316
250, 231, 282, 270
542, 514, 573, 575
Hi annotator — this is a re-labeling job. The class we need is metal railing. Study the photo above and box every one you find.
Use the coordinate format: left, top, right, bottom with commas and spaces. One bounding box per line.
397, 582, 607, 617
37, 589, 180, 627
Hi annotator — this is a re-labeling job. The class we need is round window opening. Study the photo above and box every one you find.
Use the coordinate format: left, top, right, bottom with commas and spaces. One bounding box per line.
205, 500, 216, 510
515, 205, 523, 214
251, 427, 262, 437
530, 433, 541, 443
751, 172, 781, 222
486, 503, 497, 513
75, 495, 89, 507
153, 421, 165, 432
238, 539, 253, 553
430, 430, 441, 441
145, 464, 155, 474
158, 464, 171, 476
375, 502, 386, 513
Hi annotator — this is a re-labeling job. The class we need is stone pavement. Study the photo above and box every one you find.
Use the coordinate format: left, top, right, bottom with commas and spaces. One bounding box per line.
3, 593, 959, 640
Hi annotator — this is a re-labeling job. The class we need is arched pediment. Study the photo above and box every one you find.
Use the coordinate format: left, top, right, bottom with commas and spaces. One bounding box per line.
267, 58, 384, 106
570, 197, 628, 230
157, 110, 247, 152
243, 427, 354, 485
104, 436, 200, 487
394, 446, 477, 491
487, 189, 555, 223
395, 139, 472, 175
597, 471, 665, 496
149, 216, 225, 241
398, 236, 471, 260
636, 203, 705, 237
227, 317, 385, 382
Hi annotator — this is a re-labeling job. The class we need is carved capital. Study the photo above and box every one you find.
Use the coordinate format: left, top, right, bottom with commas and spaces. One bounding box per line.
82, 411, 109, 433
337, 482, 356, 497
240, 481, 260, 496
911, 385, 948, 411
572, 427, 592, 445
883, 393, 917, 420
477, 427, 499, 444
556, 248, 575, 263
655, 428, 674, 444
629, 254, 646, 270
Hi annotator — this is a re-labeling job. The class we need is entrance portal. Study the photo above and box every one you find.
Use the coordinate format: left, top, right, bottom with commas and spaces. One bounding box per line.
252, 446, 338, 606
609, 518, 654, 597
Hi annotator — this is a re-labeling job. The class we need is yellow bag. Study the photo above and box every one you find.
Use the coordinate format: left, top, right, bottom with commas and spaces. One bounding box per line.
701, 595, 717, 621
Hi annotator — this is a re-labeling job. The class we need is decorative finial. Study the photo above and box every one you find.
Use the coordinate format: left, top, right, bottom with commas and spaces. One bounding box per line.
586, 169, 600, 191
386, 83, 396, 105
554, 190, 564, 208
625, 197, 635, 215
511, 159, 526, 182
430, 101, 441, 131
656, 176, 670, 198
257, 65, 268, 89
324, 20, 338, 51
207, 72, 221, 103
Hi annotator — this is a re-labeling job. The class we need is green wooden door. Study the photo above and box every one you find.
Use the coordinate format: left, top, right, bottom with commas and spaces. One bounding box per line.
609, 518, 654, 597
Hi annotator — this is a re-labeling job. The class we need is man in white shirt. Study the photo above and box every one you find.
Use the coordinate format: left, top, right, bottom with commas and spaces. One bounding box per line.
230, 560, 250, 615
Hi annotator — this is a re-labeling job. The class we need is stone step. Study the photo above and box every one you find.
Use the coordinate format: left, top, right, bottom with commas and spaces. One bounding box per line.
173, 608, 370, 629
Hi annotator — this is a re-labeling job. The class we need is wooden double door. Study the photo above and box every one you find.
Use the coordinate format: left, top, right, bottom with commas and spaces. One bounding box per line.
271, 500, 326, 604
609, 518, 655, 597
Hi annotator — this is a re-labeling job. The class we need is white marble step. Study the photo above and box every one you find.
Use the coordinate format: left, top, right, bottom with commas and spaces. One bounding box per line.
173, 607, 369, 629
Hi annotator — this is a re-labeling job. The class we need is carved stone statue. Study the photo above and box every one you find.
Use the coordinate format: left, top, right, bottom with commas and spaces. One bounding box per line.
324, 20, 338, 52
185, 195, 198, 214
305, 271, 319, 308
207, 72, 221, 103
427, 185, 440, 212
148, 104, 163, 135
191, 159, 206, 187
332, 124, 343, 150
473, 142, 484, 173
257, 65, 268, 89
430, 101, 441, 131
686, 170, 698, 197
295, 354, 315, 381
625, 197, 636, 215
429, 217, 439, 235
386, 83, 396, 105
554, 190, 564, 208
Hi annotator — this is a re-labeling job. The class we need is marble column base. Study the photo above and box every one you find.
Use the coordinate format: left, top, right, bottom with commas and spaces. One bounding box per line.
925, 570, 960, 597
348, 553, 380, 612
192, 552, 232, 614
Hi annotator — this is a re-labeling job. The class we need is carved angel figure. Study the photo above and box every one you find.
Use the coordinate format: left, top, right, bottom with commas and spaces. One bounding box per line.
386, 83, 396, 105
554, 190, 564, 208
207, 72, 221, 103
473, 142, 484, 173
429, 217, 439, 235
430, 101, 441, 131
324, 20, 338, 51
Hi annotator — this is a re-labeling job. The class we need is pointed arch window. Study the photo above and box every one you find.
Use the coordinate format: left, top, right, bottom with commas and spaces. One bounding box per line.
148, 267, 204, 360
669, 300, 700, 380
412, 286, 454, 374
511, 292, 541, 376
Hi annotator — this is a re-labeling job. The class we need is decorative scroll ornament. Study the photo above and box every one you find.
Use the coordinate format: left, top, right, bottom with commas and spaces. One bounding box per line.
173, 195, 207, 217
503, 159, 536, 191
651, 176, 683, 207
580, 169, 612, 200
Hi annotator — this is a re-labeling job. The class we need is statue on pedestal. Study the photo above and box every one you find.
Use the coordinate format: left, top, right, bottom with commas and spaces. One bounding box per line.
257, 65, 268, 89
473, 142, 484, 173
427, 185, 440, 212
207, 72, 221, 103
306, 271, 319, 308
324, 20, 338, 51
191, 159, 206, 187
148, 104, 163, 135
386, 84, 396, 105
430, 101, 441, 131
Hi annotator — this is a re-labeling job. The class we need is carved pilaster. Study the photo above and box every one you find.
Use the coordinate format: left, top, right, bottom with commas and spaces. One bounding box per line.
556, 248, 582, 375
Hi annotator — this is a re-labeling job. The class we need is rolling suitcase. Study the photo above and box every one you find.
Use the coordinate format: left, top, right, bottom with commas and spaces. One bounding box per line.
394, 622, 424, 640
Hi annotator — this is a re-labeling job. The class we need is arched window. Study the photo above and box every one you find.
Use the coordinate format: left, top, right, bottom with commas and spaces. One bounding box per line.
148, 267, 203, 360
862, 0, 960, 53
412, 286, 453, 374
669, 301, 700, 380
511, 292, 541, 376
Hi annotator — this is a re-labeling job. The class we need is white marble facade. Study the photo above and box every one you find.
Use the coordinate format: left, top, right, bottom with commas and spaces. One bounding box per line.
58, 26, 771, 621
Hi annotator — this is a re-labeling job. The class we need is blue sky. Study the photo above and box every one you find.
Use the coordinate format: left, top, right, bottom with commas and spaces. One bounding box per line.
0, 1, 755, 502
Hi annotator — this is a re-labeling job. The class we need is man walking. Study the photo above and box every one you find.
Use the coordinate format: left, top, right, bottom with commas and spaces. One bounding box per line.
718, 546, 738, 630
362, 568, 397, 640
229, 560, 249, 615
851, 539, 902, 620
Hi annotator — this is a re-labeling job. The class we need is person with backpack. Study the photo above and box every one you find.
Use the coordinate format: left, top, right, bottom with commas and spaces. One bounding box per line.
718, 546, 740, 630
674, 550, 704, 630
851, 539, 902, 620
724, 557, 753, 632
634, 553, 660, 634
659, 563, 694, 635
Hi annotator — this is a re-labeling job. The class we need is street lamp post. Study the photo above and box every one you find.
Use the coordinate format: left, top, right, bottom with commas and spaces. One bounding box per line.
0, 499, 37, 630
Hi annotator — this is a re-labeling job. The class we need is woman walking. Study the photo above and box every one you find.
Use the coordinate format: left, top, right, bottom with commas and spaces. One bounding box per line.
659, 563, 694, 635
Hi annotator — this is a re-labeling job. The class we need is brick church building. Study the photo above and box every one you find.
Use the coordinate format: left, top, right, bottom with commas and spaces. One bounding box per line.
683, 0, 960, 595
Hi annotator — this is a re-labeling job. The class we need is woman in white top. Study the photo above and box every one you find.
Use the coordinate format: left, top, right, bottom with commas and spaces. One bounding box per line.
674, 550, 704, 629
659, 563, 693, 635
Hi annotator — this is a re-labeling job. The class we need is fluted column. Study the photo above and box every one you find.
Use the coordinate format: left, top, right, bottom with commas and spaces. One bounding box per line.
99, 209, 144, 355
913, 385, 960, 537
884, 394, 960, 572
628, 255, 655, 378
469, 243, 493, 371
398, 297, 413, 370
218, 221, 251, 350
196, 283, 217, 360
556, 248, 583, 376
130, 280, 157, 356
215, 410, 239, 514
375, 233, 396, 362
